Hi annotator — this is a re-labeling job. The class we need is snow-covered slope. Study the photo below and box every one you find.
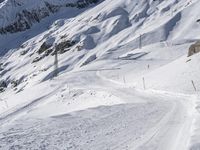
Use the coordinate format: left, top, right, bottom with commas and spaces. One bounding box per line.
0, 0, 200, 149
1, 0, 199, 93
0, 0, 102, 34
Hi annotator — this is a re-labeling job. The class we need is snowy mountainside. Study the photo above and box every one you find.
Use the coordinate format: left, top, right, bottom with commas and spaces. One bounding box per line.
0, 0, 199, 90
0, 0, 102, 34
0, 0, 200, 149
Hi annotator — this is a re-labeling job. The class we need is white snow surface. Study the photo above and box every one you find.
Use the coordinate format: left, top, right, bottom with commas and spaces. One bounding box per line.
0, 0, 200, 149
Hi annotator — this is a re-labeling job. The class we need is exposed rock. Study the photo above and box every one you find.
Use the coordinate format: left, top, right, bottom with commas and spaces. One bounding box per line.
60, 48, 71, 54
0, 80, 7, 88
29, 53, 34, 57
77, 45, 83, 51
0, 2, 60, 34
188, 41, 200, 57
81, 54, 97, 67
0, 63, 3, 71
0, 0, 102, 34
11, 80, 19, 88
55, 40, 76, 54
44, 2, 60, 13
44, 49, 54, 56
60, 35, 68, 39
0, 87, 5, 93
20, 50, 28, 56
66, 3, 77, 7
77, 0, 99, 8
38, 42, 52, 54
20, 43, 28, 48
32, 56, 43, 63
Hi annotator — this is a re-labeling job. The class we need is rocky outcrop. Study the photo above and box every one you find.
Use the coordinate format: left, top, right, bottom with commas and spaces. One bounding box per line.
0, 2, 59, 34
0, 80, 7, 93
76, 0, 99, 8
0, 63, 3, 71
32, 40, 76, 63
38, 42, 52, 54
0, 0, 102, 34
81, 54, 97, 67
55, 40, 76, 54
32, 56, 44, 63
0, 80, 7, 88
188, 41, 200, 57
11, 80, 19, 88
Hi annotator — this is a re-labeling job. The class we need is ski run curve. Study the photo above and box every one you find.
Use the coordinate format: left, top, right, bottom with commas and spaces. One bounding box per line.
0, 70, 196, 150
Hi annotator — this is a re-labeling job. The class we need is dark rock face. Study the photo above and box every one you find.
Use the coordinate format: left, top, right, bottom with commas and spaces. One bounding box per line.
38, 42, 52, 54
0, 63, 3, 71
0, 2, 60, 34
20, 50, 28, 56
76, 0, 99, 8
0, 87, 4, 93
32, 40, 76, 63
0, 0, 102, 34
55, 40, 76, 54
81, 54, 97, 67
11, 80, 19, 88
44, 49, 53, 56
188, 41, 200, 57
32, 56, 44, 63
0, 80, 7, 88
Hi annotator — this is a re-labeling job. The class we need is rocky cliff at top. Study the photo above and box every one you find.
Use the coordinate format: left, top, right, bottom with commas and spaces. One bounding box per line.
0, 0, 100, 34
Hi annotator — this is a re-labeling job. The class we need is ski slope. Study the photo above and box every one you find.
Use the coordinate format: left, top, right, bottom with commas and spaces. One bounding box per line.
0, 0, 200, 149
0, 70, 196, 150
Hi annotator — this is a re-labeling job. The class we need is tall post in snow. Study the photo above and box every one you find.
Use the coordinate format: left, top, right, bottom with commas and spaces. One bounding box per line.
191, 80, 197, 91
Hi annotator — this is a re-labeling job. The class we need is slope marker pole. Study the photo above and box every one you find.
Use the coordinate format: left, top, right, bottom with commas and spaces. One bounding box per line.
191, 80, 197, 92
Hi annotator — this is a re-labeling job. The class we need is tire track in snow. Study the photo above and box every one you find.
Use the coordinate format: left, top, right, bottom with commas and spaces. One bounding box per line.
97, 69, 195, 150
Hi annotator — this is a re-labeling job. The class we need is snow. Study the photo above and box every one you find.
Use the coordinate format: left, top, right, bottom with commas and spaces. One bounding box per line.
0, 101, 171, 150
0, 0, 200, 149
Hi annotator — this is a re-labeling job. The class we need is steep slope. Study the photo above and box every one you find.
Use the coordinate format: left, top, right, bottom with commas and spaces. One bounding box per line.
1, 0, 199, 91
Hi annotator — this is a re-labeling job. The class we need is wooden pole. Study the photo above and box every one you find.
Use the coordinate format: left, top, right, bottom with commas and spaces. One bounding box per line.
191, 80, 197, 91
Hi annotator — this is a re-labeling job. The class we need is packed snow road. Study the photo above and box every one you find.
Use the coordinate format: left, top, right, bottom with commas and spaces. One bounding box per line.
0, 101, 169, 150
0, 93, 193, 150
0, 71, 194, 150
